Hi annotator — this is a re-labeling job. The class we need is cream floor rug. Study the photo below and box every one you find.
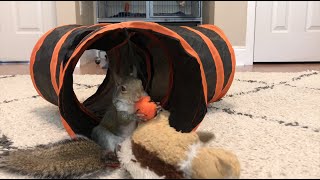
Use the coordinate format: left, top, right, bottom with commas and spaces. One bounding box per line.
0, 71, 319, 179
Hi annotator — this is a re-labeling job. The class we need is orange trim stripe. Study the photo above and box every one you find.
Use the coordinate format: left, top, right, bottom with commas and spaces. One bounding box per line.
58, 58, 100, 123
110, 31, 135, 50
181, 26, 224, 104
58, 62, 64, 92
59, 21, 208, 105
51, 23, 110, 95
51, 26, 86, 95
61, 116, 77, 139
199, 24, 236, 101
30, 25, 68, 100
192, 123, 201, 132
55, 26, 112, 124
73, 92, 100, 123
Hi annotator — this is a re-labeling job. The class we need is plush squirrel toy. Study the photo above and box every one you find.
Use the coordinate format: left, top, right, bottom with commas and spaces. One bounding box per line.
126, 108, 241, 179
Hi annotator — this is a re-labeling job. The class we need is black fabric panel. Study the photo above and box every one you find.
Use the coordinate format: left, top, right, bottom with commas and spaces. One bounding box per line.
82, 70, 115, 120
129, 33, 155, 93
127, 40, 150, 91
56, 25, 105, 86
145, 30, 207, 132
59, 67, 99, 137
112, 39, 147, 79
192, 26, 232, 88
86, 29, 128, 52
164, 26, 217, 102
33, 24, 81, 105
128, 29, 170, 103
77, 24, 112, 48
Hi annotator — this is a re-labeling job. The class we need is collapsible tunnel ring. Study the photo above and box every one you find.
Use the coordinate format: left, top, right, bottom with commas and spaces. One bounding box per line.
30, 21, 235, 139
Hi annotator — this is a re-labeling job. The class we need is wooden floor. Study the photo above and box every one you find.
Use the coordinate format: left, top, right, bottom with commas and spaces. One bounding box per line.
0, 62, 320, 75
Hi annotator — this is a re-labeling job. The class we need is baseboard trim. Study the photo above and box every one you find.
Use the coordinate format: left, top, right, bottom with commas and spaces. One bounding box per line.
234, 1, 256, 66
254, 59, 320, 63
0, 61, 29, 64
234, 46, 253, 66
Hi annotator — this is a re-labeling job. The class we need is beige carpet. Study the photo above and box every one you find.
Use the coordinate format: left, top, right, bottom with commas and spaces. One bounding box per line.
0, 71, 319, 179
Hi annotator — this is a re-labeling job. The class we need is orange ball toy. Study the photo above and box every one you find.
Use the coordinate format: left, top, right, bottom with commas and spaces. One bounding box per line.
135, 96, 157, 121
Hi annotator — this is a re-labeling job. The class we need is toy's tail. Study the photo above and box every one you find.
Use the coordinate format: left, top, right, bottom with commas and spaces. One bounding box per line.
0, 137, 106, 178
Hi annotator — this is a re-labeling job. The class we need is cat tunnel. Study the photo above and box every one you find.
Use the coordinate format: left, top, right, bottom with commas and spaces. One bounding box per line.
30, 21, 235, 138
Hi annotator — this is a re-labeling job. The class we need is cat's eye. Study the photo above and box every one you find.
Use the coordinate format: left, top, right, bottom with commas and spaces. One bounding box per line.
121, 85, 127, 93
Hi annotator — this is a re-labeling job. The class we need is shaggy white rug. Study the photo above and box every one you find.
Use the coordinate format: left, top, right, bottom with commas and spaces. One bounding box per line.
0, 71, 319, 179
